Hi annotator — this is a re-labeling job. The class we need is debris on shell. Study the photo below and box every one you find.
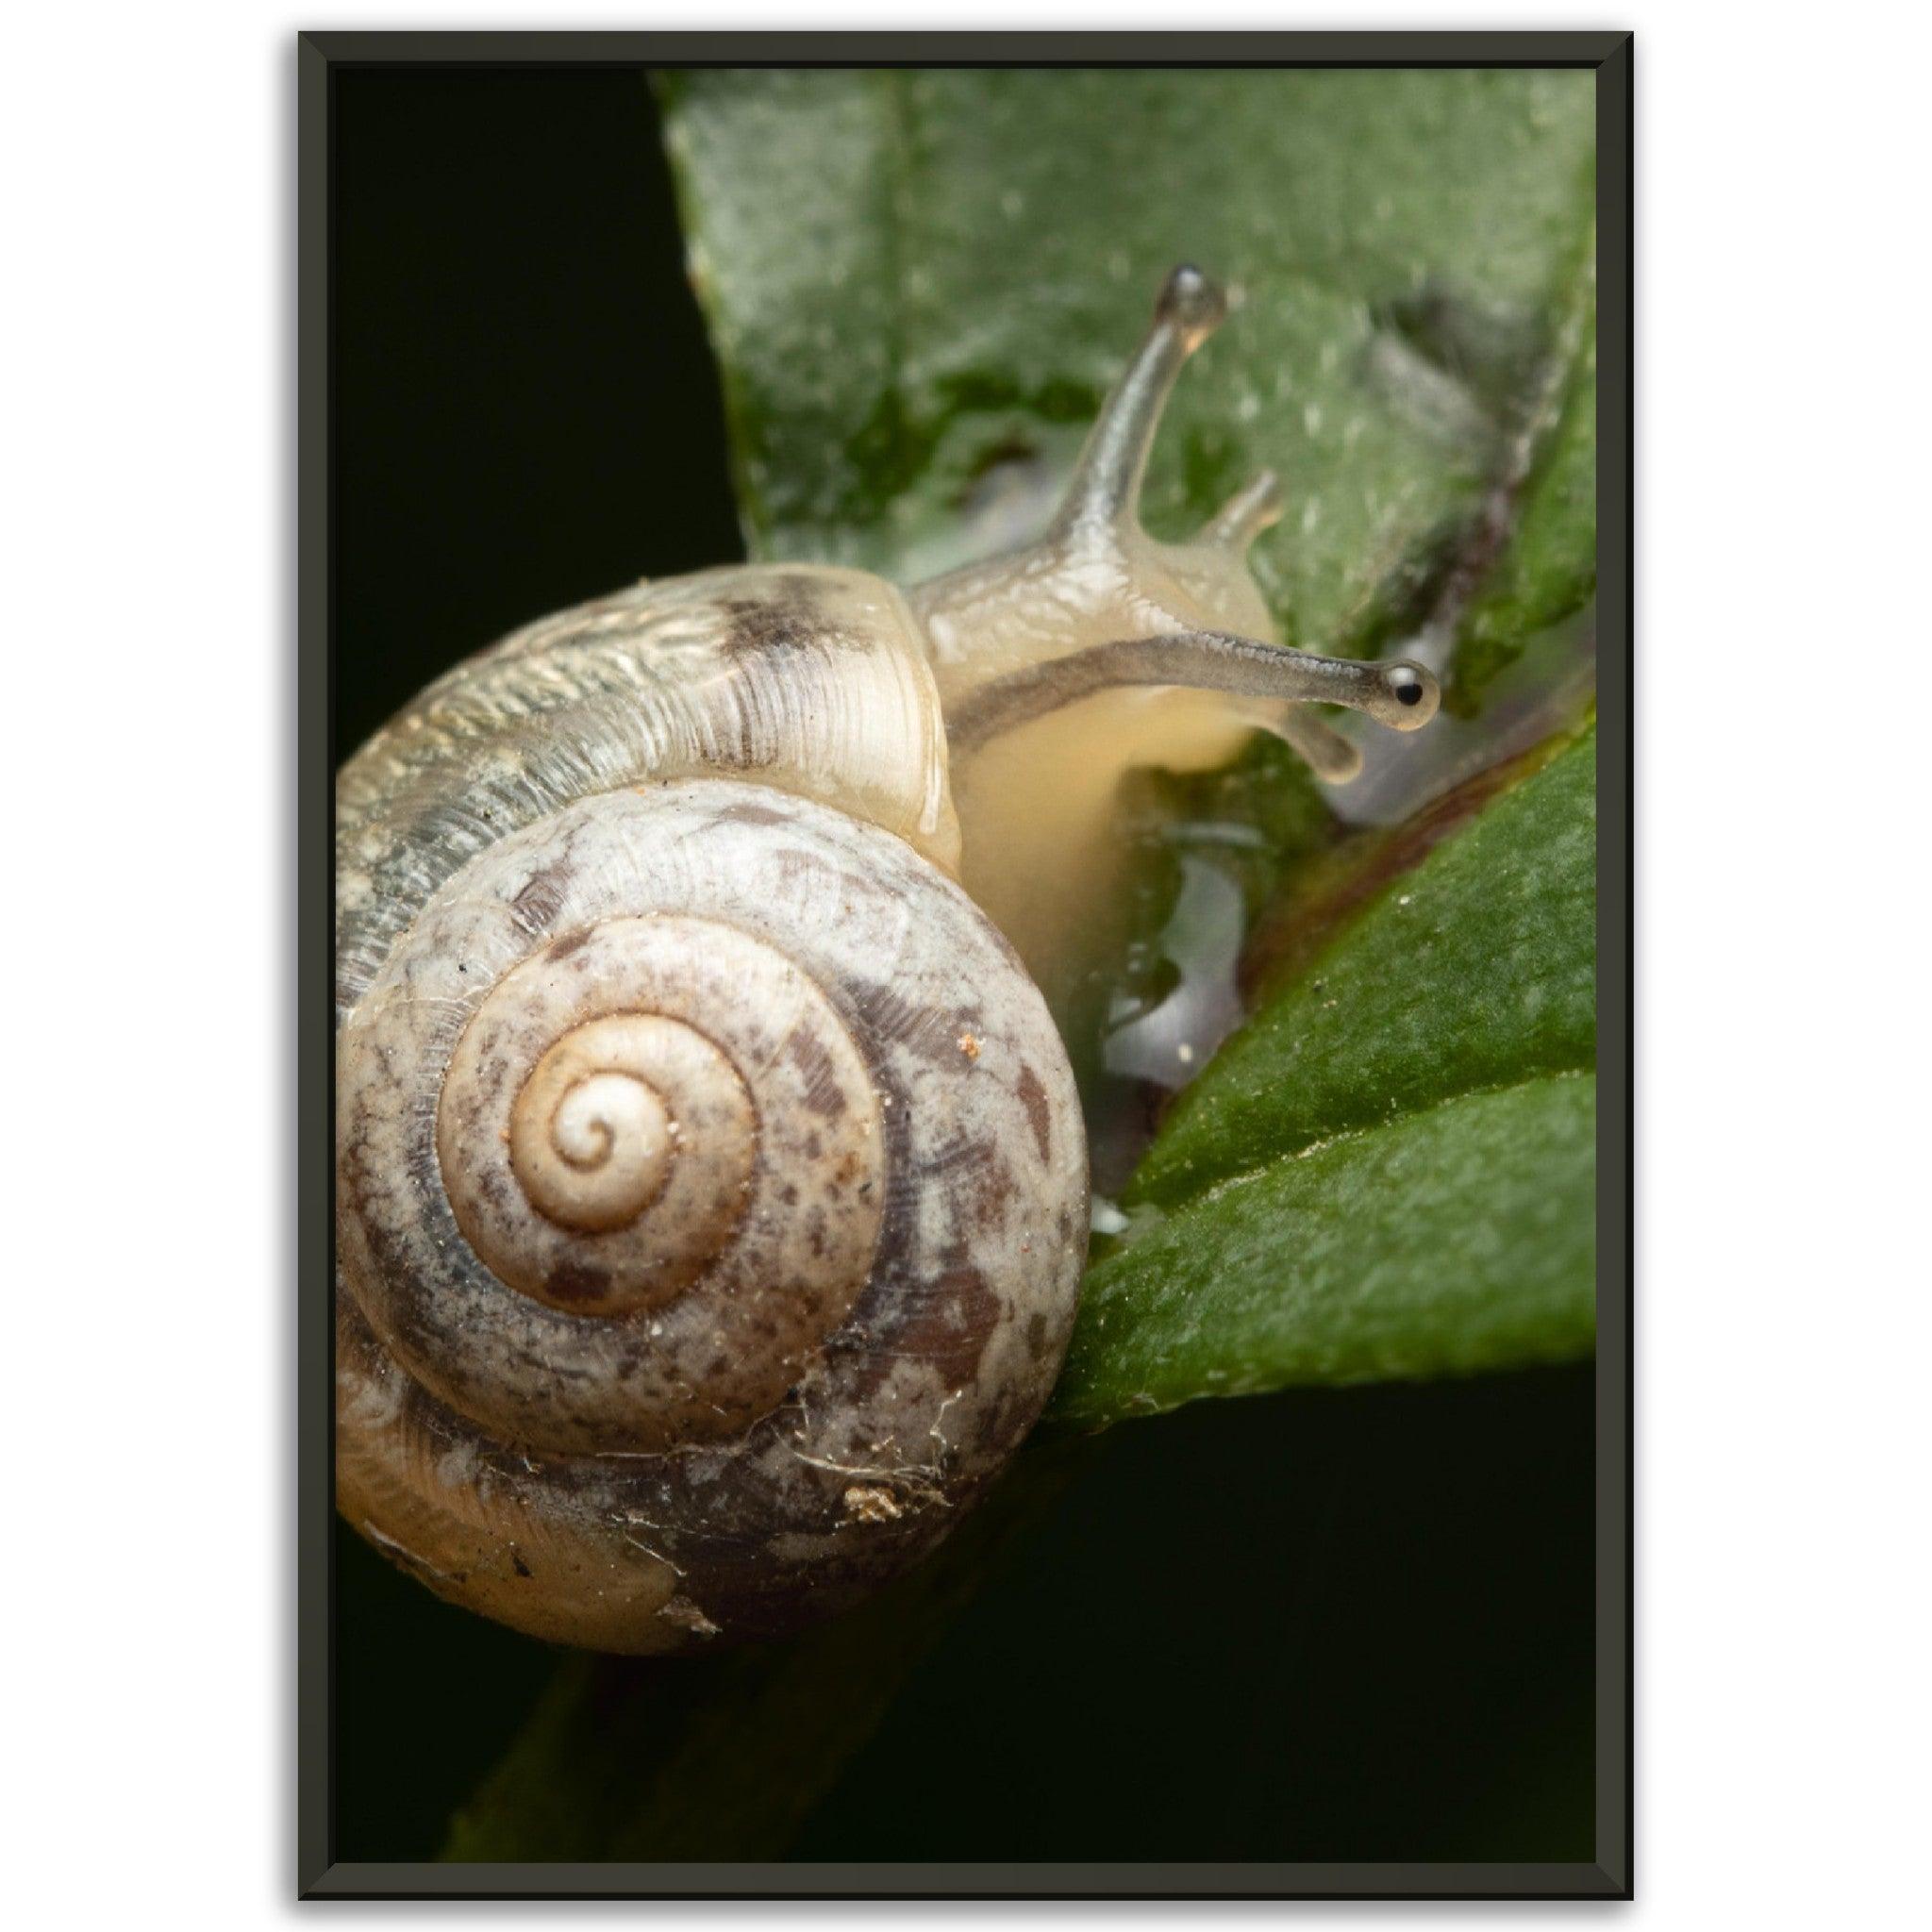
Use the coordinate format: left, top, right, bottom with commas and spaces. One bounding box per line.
658, 1596, 722, 1638
843, 1484, 905, 1524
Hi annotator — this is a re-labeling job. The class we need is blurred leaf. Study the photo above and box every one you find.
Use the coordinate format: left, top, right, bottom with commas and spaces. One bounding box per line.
1052, 724, 1596, 1424
1452, 254, 1598, 708
441, 1436, 1091, 1861
660, 68, 1596, 692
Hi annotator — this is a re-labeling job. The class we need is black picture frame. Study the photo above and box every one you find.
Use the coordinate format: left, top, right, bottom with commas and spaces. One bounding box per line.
298, 28, 1633, 1900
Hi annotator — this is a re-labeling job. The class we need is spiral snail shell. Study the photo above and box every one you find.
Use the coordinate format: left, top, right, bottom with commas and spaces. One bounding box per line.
337, 266, 1440, 1652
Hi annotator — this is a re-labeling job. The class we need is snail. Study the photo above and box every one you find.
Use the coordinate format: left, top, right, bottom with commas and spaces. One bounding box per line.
336, 265, 1441, 1653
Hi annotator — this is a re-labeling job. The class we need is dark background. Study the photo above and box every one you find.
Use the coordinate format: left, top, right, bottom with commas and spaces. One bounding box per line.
333, 66, 1594, 1864
335, 68, 741, 750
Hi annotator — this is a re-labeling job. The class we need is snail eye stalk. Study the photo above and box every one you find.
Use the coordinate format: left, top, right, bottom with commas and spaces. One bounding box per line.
1052, 263, 1231, 538
948, 629, 1441, 756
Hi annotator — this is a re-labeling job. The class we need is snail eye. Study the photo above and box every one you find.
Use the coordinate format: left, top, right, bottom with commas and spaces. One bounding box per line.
1391, 670, 1425, 708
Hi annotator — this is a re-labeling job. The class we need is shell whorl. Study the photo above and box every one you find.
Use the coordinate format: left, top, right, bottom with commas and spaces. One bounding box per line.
334, 563, 959, 1029
435, 915, 881, 1336
335, 777, 1090, 1651
498, 1014, 696, 1240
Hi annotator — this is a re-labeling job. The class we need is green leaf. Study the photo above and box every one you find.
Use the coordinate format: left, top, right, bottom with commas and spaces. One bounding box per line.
1453, 258, 1599, 708
661, 69, 1597, 680
1134, 724, 1597, 1206
1053, 724, 1597, 1424
1054, 1073, 1595, 1424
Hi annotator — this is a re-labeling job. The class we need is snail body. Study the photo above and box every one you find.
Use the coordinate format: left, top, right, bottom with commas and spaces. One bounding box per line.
337, 267, 1439, 1652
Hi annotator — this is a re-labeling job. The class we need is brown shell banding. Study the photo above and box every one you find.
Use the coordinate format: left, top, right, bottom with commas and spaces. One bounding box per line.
346, 893, 892, 1457
434, 918, 884, 1338
334, 563, 960, 1029
336, 780, 1090, 1650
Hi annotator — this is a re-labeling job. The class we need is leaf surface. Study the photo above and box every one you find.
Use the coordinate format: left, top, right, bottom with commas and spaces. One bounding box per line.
662, 68, 1598, 692
1055, 725, 1598, 1424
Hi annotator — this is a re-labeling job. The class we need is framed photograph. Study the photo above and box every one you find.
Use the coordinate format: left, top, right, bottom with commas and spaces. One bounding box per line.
300, 29, 1630, 1899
